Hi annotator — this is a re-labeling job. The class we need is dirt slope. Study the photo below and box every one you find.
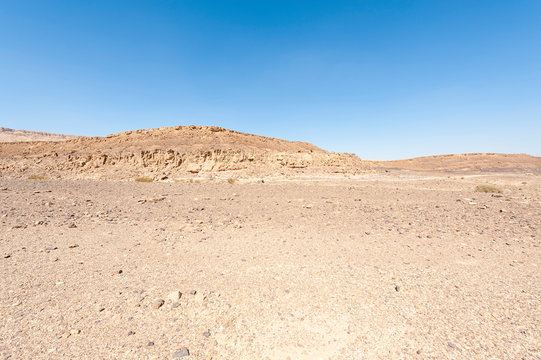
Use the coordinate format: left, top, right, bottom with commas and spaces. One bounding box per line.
0, 126, 364, 180
0, 127, 79, 143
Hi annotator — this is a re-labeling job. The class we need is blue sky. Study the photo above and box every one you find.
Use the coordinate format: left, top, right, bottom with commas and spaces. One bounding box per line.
1, 0, 540, 159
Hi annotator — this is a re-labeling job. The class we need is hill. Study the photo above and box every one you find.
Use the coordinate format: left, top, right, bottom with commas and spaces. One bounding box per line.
0, 125, 363, 181
0, 127, 79, 142
371, 153, 541, 173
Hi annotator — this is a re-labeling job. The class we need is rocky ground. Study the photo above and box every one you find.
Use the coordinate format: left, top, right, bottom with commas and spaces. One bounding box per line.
1, 172, 539, 359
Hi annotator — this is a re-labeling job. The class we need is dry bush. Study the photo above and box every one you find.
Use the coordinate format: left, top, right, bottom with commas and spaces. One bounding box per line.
135, 177, 153, 183
475, 184, 502, 193
28, 175, 48, 180
227, 178, 236, 184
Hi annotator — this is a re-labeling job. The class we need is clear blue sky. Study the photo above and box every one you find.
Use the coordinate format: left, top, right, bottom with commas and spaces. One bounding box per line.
1, 1, 540, 160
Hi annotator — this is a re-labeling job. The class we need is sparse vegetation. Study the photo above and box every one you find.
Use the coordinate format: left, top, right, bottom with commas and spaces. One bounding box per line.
27, 175, 48, 180
475, 184, 502, 193
135, 177, 153, 183
227, 177, 236, 184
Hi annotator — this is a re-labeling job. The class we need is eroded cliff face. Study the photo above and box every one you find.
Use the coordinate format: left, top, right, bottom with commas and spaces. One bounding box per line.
0, 126, 365, 180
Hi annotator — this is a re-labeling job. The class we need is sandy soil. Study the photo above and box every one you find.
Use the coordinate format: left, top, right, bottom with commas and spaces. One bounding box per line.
1, 172, 539, 359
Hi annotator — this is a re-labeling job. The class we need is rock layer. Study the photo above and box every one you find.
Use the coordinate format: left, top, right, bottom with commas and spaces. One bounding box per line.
0, 126, 364, 180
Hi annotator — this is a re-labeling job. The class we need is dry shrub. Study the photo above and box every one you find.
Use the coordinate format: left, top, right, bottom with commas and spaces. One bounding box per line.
135, 177, 153, 183
28, 175, 48, 180
475, 184, 502, 193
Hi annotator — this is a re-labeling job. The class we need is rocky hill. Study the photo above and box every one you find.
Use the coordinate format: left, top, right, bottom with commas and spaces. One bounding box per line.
0, 126, 364, 181
0, 127, 79, 142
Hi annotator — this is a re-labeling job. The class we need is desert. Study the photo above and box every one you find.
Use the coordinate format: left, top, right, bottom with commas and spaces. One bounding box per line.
0, 127, 540, 359
3, 2, 541, 358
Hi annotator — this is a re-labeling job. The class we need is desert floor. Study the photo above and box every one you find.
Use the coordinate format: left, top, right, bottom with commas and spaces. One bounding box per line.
1, 172, 540, 359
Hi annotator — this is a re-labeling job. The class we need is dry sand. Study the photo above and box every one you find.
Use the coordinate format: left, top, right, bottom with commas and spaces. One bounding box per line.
1, 172, 540, 359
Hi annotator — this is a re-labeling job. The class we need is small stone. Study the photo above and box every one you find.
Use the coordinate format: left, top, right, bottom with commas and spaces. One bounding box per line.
447, 342, 456, 348
190, 290, 197, 295
416, 349, 422, 354
117, 269, 123, 274
128, 331, 135, 336
68, 244, 79, 248
365, 232, 371, 235
45, 246, 58, 251
147, 341, 155, 346
172, 302, 181, 308
99, 307, 105, 312
68, 223, 77, 228
70, 329, 81, 336
3, 254, 11, 259
153, 299, 165, 309
203, 331, 210, 338
167, 290, 182, 303
173, 348, 190, 358
395, 285, 400, 292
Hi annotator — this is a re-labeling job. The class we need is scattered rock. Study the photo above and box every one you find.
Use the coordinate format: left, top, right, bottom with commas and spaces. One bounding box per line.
128, 331, 135, 336
153, 299, 165, 309
203, 331, 210, 338
45, 246, 58, 251
68, 223, 77, 228
3, 254, 11, 259
167, 290, 182, 303
190, 290, 197, 295
147, 341, 155, 346
395, 285, 400, 292
68, 244, 79, 248
173, 348, 190, 358
70, 329, 81, 336
447, 342, 456, 349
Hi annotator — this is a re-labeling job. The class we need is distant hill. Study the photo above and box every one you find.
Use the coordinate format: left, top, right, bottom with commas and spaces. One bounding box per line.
371, 153, 541, 173
0, 127, 79, 142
